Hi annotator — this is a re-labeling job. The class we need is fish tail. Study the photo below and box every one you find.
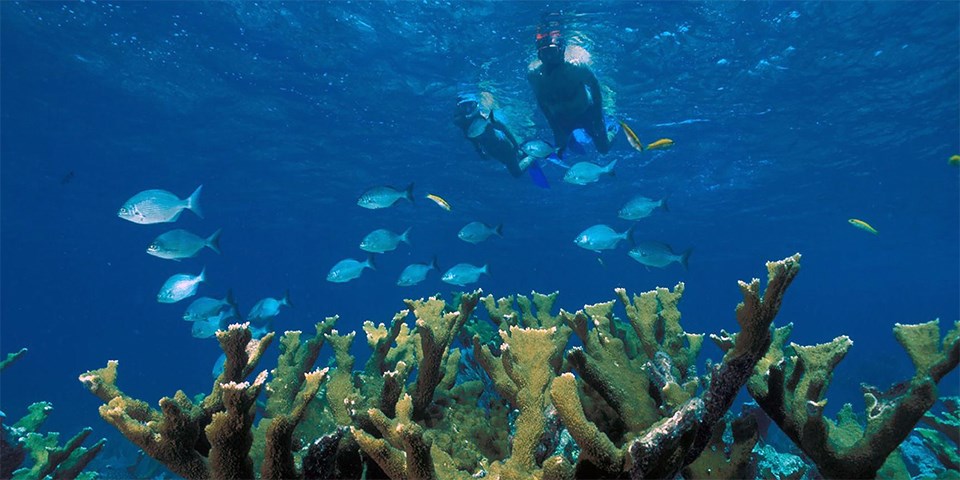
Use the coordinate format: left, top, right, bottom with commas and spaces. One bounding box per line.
430, 255, 440, 272
495, 223, 504, 237
624, 225, 635, 247
660, 197, 669, 213
224, 289, 238, 312
405, 183, 415, 203
198, 266, 207, 283
481, 264, 489, 276
680, 249, 692, 271
401, 227, 412, 245
282, 289, 293, 308
604, 159, 619, 175
206, 228, 223, 254
366, 254, 378, 271
187, 185, 204, 219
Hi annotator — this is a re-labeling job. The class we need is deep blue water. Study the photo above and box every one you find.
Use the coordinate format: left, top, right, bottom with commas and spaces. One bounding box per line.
2, 0, 958, 471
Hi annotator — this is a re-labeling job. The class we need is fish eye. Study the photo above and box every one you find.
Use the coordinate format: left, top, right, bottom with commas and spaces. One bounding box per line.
148, 244, 158, 251
119, 207, 127, 214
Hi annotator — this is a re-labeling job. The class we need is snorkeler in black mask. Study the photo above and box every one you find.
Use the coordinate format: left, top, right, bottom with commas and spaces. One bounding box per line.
528, 14, 612, 157
452, 94, 526, 177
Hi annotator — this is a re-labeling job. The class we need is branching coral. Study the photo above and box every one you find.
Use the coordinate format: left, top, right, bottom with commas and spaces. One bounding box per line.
741, 317, 959, 479
1, 348, 104, 480
77, 254, 959, 480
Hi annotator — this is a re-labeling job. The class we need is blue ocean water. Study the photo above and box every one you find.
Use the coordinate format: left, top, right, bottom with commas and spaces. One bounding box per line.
1, 0, 957, 474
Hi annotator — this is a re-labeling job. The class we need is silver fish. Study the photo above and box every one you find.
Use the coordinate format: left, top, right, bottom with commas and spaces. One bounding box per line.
157, 267, 206, 303
574, 225, 632, 252
521, 140, 556, 158
628, 242, 692, 270
183, 290, 235, 322
563, 159, 618, 185
327, 257, 375, 283
397, 257, 439, 286
357, 183, 414, 209
147, 229, 222, 260
360, 228, 411, 253
618, 196, 668, 221
247, 291, 292, 321
441, 263, 488, 286
119, 185, 203, 224
458, 222, 503, 244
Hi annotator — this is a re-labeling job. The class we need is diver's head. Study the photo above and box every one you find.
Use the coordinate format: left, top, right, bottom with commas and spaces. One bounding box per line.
536, 29, 565, 66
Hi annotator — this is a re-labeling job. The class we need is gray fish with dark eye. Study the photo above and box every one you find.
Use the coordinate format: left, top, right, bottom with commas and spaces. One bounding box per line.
157, 267, 206, 303
563, 159, 618, 185
618, 196, 668, 221
520, 140, 556, 158
397, 257, 440, 286
628, 242, 692, 270
441, 263, 488, 286
118, 185, 203, 224
360, 227, 411, 253
457, 222, 503, 244
357, 183, 414, 209
183, 290, 235, 322
574, 224, 632, 252
326, 256, 376, 283
147, 229, 222, 260
247, 290, 292, 321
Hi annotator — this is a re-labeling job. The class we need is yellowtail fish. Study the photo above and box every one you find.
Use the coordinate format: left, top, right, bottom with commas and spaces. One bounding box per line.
619, 120, 644, 152
848, 218, 878, 235
425, 194, 451, 211
949, 154, 960, 166
645, 138, 674, 150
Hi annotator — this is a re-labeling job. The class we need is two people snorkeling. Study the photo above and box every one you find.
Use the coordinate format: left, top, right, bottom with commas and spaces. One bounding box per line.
453, 13, 616, 183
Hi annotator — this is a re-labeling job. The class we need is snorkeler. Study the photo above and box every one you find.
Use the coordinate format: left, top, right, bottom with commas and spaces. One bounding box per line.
527, 15, 612, 157
452, 93, 526, 177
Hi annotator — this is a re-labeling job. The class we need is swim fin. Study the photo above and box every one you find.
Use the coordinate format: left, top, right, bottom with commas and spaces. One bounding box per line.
528, 162, 550, 189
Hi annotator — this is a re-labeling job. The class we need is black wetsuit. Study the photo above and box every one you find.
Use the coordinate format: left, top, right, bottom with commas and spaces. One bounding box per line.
453, 103, 525, 177
528, 61, 610, 157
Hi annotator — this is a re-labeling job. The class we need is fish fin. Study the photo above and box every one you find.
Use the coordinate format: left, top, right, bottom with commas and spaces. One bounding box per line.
366, 254, 377, 271
680, 248, 692, 271
495, 223, 504, 237
545, 153, 571, 169
170, 209, 184, 222
187, 185, 204, 219
405, 183, 415, 203
660, 197, 669, 213
481, 264, 489, 276
431, 255, 440, 272
528, 162, 550, 189
624, 225, 635, 247
198, 266, 206, 283
282, 289, 292, 308
225, 289, 238, 312
206, 228, 222, 255
401, 227, 412, 245
604, 159, 619, 175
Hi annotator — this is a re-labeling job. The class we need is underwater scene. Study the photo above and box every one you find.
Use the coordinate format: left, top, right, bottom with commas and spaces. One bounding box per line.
1, 2, 958, 479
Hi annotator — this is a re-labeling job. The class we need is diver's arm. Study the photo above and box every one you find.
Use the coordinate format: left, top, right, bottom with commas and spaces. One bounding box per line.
580, 66, 612, 154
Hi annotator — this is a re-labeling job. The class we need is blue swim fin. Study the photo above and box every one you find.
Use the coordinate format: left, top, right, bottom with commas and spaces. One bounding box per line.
528, 162, 550, 189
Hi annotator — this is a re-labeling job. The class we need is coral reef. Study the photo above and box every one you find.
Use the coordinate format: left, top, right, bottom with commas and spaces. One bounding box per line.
77, 254, 960, 479
1, 348, 105, 480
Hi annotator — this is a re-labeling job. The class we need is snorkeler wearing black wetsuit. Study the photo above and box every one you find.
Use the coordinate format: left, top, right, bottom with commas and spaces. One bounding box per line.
527, 20, 611, 158
453, 95, 526, 177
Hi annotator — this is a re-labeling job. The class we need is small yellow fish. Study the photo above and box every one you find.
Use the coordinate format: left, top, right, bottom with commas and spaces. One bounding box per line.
619, 120, 644, 152
645, 138, 674, 150
949, 154, 960, 166
848, 218, 878, 235
425, 194, 451, 211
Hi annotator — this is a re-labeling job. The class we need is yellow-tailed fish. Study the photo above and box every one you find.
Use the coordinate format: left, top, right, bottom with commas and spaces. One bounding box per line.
425, 194, 451, 211
619, 120, 644, 152
949, 154, 960, 166
848, 218, 878, 235
645, 138, 674, 150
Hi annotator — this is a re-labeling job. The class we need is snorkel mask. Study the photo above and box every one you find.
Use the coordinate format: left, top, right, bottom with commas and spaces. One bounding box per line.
536, 29, 565, 66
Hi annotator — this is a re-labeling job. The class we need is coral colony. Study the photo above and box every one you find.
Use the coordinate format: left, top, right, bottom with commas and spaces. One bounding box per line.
3, 254, 958, 479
